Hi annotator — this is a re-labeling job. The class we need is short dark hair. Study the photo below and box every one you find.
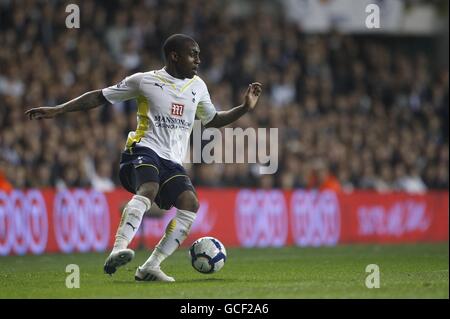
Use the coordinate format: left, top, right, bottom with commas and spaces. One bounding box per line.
162, 34, 196, 61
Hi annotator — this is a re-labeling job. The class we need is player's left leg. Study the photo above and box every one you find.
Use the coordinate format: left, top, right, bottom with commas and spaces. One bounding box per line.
142, 190, 198, 268
136, 187, 198, 282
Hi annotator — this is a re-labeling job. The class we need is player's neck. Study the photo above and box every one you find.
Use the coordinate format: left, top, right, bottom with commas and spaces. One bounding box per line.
164, 66, 184, 80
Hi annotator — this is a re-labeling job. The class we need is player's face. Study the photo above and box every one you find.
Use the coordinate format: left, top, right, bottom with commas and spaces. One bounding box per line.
177, 41, 201, 79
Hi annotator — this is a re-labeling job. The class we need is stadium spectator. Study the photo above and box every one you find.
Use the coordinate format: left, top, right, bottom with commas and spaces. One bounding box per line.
0, 159, 13, 192
307, 160, 342, 192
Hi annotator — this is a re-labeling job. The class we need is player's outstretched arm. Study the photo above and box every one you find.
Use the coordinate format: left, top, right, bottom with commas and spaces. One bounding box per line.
25, 89, 108, 120
205, 82, 262, 128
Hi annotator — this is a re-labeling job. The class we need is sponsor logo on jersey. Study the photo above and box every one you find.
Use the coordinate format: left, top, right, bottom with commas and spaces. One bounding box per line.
171, 103, 184, 117
154, 114, 192, 130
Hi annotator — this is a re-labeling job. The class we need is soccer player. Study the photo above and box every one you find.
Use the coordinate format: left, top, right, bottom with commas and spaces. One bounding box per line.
25, 34, 262, 282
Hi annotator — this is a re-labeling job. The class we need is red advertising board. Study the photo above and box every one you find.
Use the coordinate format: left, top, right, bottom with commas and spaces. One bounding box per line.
339, 191, 449, 243
0, 188, 448, 256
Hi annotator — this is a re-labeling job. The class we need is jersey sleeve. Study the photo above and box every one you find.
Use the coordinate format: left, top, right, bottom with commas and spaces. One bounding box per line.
196, 85, 217, 125
101, 73, 144, 104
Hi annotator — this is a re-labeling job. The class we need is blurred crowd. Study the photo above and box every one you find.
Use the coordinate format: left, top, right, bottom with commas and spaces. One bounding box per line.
0, 0, 448, 193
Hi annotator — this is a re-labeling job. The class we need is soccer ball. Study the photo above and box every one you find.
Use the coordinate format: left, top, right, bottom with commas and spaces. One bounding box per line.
189, 237, 227, 274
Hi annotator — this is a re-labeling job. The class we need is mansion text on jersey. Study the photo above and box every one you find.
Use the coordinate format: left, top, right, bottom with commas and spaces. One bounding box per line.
154, 115, 192, 130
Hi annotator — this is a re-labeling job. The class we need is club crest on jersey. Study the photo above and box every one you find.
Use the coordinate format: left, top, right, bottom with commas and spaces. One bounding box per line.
171, 103, 184, 117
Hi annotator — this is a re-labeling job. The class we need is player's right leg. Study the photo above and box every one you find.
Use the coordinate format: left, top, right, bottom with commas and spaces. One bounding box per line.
104, 147, 161, 275
104, 181, 159, 275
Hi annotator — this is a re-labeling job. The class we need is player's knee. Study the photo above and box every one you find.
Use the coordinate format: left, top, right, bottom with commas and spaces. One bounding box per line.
137, 182, 159, 202
176, 191, 199, 213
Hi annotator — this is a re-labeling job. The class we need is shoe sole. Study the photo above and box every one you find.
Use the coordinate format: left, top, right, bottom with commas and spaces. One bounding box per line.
104, 250, 134, 275
135, 274, 158, 281
135, 270, 175, 282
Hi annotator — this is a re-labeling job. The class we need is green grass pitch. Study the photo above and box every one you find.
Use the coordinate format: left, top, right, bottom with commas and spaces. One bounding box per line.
0, 243, 448, 298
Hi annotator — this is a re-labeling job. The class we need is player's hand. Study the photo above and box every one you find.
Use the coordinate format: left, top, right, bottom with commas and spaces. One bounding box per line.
243, 82, 262, 111
25, 106, 62, 120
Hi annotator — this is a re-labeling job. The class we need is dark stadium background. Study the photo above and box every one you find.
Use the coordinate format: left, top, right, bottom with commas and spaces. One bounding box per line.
0, 0, 448, 192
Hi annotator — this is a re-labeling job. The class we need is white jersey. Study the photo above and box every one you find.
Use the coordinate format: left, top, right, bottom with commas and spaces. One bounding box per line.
102, 68, 217, 165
